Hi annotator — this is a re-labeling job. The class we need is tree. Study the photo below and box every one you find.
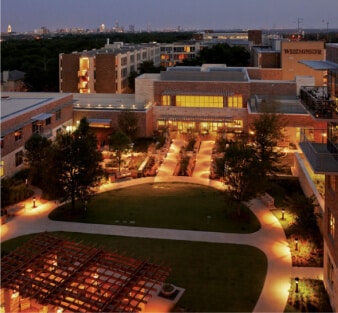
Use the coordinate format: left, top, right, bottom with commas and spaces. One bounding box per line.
24, 133, 52, 189
108, 130, 132, 172
52, 118, 103, 210
223, 143, 262, 215
118, 110, 139, 140
251, 113, 286, 180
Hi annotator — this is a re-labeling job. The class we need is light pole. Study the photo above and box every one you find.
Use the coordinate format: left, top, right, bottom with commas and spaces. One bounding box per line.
321, 132, 327, 144
295, 238, 299, 251
295, 277, 299, 293
32, 196, 36, 208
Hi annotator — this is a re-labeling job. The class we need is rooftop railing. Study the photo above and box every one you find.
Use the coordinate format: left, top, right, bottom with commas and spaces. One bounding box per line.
299, 86, 337, 120
299, 128, 338, 174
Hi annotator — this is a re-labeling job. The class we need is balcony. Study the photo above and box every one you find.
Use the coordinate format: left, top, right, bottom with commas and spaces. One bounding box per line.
299, 86, 337, 120
78, 82, 88, 89
299, 128, 338, 174
77, 70, 88, 77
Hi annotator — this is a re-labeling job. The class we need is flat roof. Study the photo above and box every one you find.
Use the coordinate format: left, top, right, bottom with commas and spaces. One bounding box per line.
1, 92, 72, 122
299, 60, 338, 70
73, 93, 147, 111
249, 96, 308, 114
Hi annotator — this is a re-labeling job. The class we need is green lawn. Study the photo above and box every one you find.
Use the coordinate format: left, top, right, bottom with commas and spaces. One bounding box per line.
1, 232, 268, 312
49, 182, 261, 233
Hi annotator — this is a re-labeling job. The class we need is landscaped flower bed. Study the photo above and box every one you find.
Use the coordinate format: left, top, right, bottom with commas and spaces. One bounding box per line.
285, 278, 333, 312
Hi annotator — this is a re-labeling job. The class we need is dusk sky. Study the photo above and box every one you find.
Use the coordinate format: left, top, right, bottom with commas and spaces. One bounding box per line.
2, 0, 338, 33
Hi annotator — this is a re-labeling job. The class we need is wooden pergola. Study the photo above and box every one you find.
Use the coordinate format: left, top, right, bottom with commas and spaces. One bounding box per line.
1, 233, 171, 312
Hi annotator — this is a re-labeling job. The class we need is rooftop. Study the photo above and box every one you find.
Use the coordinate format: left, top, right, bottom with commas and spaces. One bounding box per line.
0, 92, 73, 123
73, 93, 149, 111
248, 95, 308, 114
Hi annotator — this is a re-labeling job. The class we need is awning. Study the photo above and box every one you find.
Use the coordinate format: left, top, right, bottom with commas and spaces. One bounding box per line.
299, 60, 338, 70
87, 118, 112, 128
31, 113, 53, 121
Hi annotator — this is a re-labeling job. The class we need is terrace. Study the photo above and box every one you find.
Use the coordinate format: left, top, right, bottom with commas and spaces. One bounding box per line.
299, 86, 338, 120
299, 128, 338, 174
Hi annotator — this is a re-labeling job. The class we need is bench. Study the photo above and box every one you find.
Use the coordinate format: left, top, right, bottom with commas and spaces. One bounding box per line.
260, 192, 275, 208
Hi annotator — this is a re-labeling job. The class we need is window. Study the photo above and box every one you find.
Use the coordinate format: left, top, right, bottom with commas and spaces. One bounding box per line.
162, 95, 171, 106
56, 110, 61, 120
175, 95, 223, 108
15, 150, 23, 167
0, 160, 4, 177
1, 137, 4, 149
328, 175, 336, 193
228, 95, 243, 108
327, 257, 334, 289
32, 121, 43, 134
329, 210, 335, 239
46, 117, 51, 125
14, 128, 23, 141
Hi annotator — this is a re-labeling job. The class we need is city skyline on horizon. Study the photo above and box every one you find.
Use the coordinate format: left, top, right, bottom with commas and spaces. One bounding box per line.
2, 0, 338, 33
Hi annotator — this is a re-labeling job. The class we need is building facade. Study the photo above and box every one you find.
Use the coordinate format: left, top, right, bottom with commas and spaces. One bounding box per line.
0, 93, 73, 177
60, 41, 161, 94
299, 43, 338, 312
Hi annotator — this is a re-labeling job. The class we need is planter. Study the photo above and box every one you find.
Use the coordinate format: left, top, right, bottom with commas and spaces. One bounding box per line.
161, 283, 176, 296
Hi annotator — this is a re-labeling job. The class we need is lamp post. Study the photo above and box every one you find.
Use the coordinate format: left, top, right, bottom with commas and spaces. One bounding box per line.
282, 208, 285, 220
32, 196, 36, 208
295, 238, 299, 251
321, 132, 327, 144
295, 277, 299, 293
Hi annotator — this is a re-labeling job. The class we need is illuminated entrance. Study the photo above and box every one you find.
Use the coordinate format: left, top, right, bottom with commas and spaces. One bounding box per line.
157, 118, 243, 134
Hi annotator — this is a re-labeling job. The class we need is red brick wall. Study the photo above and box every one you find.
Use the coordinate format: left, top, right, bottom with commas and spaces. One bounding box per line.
95, 55, 116, 93
1, 95, 73, 156
247, 68, 283, 80
60, 54, 80, 92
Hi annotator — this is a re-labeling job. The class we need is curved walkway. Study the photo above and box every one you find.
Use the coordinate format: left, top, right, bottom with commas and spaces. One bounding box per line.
0, 177, 322, 312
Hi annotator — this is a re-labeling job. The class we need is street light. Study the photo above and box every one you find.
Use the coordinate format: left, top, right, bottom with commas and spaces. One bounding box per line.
32, 196, 36, 208
295, 277, 299, 293
295, 238, 299, 251
281, 208, 285, 220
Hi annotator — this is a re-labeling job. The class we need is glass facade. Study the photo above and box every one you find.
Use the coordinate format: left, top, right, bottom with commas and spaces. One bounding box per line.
176, 95, 223, 108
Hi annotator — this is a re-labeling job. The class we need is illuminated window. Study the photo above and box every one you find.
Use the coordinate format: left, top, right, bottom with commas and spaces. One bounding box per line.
32, 121, 43, 134
0, 160, 4, 177
14, 128, 23, 141
162, 95, 171, 106
228, 95, 243, 108
227, 120, 243, 128
175, 95, 223, 108
15, 150, 23, 167
329, 210, 335, 239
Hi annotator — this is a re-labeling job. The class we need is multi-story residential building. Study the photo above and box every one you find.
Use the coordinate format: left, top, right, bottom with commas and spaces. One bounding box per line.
160, 41, 202, 67
0, 93, 73, 177
59, 41, 161, 94
298, 43, 338, 312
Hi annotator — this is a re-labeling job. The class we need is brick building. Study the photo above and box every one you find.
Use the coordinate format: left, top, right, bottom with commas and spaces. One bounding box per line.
298, 43, 338, 312
0, 93, 73, 177
59, 41, 161, 94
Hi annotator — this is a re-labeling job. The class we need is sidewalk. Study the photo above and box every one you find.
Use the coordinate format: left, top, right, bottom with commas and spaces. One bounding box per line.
0, 143, 324, 313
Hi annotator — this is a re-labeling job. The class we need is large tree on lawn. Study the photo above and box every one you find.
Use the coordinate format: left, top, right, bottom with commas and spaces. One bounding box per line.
52, 118, 103, 210
251, 113, 286, 180
224, 143, 262, 216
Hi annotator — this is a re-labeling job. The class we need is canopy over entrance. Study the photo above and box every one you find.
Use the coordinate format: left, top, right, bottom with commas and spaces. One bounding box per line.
1, 234, 170, 312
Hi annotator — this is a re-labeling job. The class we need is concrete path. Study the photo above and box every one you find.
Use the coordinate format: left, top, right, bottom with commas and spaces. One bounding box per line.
156, 139, 184, 177
193, 140, 214, 179
1, 142, 323, 313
